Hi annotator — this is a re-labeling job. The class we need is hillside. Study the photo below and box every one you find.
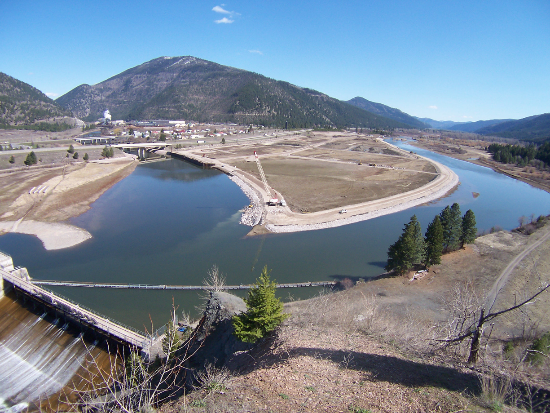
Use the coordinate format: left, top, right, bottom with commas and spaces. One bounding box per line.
476, 113, 550, 142
414, 117, 463, 130
56, 56, 412, 129
447, 118, 513, 133
0, 72, 72, 128
347, 97, 428, 129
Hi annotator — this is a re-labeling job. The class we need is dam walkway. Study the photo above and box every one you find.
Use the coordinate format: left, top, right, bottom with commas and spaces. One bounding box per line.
0, 253, 147, 351
31, 280, 337, 290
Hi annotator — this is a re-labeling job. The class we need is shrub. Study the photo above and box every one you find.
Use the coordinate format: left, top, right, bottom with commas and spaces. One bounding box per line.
527, 332, 550, 365
232, 266, 289, 343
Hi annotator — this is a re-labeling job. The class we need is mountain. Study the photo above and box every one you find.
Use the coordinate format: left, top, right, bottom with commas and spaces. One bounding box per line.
415, 118, 467, 130
476, 113, 550, 142
416, 117, 514, 133
447, 119, 513, 133
0, 72, 72, 127
347, 97, 428, 129
56, 56, 412, 129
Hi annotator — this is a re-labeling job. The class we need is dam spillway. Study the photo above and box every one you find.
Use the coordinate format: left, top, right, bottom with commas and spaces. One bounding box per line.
0, 252, 145, 410
0, 293, 104, 411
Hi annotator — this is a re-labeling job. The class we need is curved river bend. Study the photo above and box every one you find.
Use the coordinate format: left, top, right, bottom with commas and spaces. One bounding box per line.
0, 139, 549, 329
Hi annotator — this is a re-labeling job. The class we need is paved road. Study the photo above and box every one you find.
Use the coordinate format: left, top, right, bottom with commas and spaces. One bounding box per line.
485, 226, 550, 312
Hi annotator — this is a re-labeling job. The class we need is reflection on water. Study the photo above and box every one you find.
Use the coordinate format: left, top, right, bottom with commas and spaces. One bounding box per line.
0, 149, 549, 329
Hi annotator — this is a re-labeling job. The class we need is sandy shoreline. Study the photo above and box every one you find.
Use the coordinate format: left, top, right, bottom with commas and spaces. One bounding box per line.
0, 220, 92, 250
0, 156, 137, 250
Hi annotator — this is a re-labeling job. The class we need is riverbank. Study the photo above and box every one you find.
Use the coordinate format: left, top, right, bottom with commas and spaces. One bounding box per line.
0, 155, 138, 250
406, 136, 550, 194
174, 131, 459, 234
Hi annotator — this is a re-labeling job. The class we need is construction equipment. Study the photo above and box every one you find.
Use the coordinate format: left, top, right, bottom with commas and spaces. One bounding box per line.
254, 151, 280, 205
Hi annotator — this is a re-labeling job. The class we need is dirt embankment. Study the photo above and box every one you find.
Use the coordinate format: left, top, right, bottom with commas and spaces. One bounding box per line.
0, 157, 138, 249
177, 131, 459, 233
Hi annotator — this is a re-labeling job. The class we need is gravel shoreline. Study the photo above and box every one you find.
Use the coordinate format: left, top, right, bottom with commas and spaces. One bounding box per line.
228, 175, 264, 226
265, 172, 459, 233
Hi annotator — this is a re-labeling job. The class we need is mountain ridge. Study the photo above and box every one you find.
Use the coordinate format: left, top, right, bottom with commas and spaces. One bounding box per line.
55, 56, 412, 129
347, 97, 428, 129
0, 72, 72, 127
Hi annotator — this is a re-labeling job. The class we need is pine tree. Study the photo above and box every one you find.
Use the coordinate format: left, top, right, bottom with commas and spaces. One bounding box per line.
67, 144, 75, 154
233, 266, 289, 343
24, 151, 37, 166
385, 216, 424, 275
83, 153, 89, 161
460, 209, 477, 247
440, 203, 462, 252
424, 215, 443, 268
9, 155, 15, 164
410, 215, 425, 265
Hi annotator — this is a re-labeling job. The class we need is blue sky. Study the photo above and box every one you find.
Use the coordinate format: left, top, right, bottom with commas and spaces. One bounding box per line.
1, 0, 548, 122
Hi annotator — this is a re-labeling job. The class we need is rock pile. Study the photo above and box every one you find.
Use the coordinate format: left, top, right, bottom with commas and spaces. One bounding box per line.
228, 175, 264, 226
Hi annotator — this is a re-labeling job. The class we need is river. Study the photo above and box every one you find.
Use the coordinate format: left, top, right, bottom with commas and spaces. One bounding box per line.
0, 139, 549, 330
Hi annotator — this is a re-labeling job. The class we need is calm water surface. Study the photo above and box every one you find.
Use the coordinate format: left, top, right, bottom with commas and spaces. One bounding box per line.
1, 142, 549, 329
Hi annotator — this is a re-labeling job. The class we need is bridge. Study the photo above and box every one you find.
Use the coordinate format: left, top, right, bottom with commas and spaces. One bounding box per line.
30, 280, 337, 290
0, 251, 336, 358
0, 252, 150, 355
112, 142, 173, 160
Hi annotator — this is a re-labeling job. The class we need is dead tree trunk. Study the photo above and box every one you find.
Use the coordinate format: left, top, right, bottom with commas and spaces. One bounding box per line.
467, 309, 485, 364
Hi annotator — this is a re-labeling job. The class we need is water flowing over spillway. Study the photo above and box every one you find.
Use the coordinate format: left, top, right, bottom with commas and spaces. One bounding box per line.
0, 294, 99, 410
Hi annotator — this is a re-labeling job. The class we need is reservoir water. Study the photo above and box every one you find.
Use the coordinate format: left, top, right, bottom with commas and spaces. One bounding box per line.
1, 140, 549, 331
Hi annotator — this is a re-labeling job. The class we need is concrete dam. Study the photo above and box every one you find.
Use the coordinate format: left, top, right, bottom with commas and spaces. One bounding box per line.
0, 252, 150, 411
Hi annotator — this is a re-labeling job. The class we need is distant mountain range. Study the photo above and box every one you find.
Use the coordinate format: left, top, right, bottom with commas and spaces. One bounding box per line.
418, 115, 550, 141
0, 72, 71, 127
475, 114, 550, 141
346, 97, 428, 129
2, 56, 548, 140
415, 117, 511, 131
55, 56, 412, 130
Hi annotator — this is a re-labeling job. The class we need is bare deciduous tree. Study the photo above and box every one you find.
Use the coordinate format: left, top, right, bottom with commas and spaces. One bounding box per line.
439, 280, 550, 364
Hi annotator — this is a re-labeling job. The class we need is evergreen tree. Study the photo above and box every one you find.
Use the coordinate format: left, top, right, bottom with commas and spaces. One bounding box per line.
162, 317, 181, 361
67, 144, 75, 154
233, 266, 289, 343
460, 209, 477, 247
73, 152, 79, 159
125, 351, 146, 387
24, 151, 37, 166
83, 153, 89, 161
385, 215, 424, 275
424, 215, 443, 268
101, 146, 115, 158
9, 155, 15, 164
410, 215, 425, 264
440, 203, 462, 252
